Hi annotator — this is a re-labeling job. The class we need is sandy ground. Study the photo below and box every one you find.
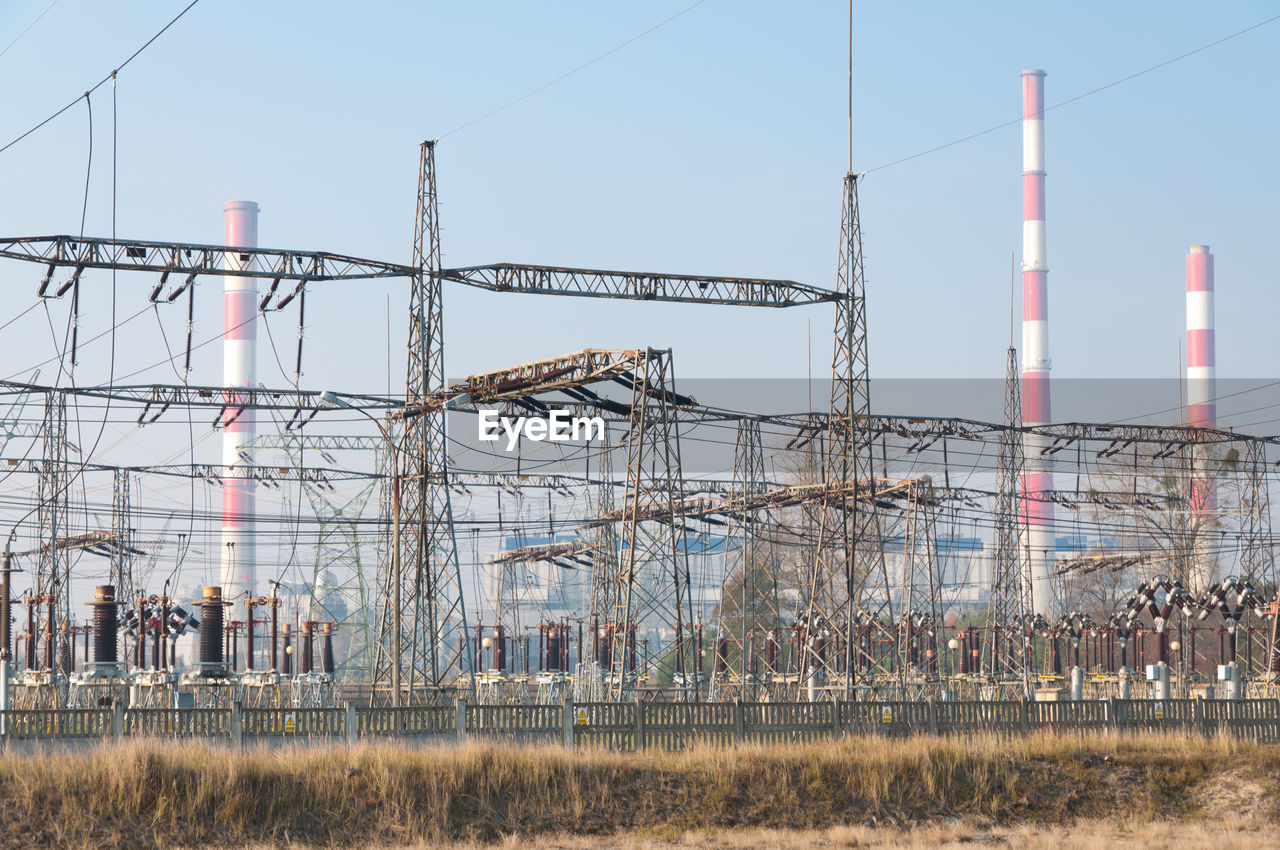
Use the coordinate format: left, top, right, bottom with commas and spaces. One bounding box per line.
321, 820, 1274, 850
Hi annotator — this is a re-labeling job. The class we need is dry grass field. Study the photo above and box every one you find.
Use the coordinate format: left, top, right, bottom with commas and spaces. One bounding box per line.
0, 732, 1274, 848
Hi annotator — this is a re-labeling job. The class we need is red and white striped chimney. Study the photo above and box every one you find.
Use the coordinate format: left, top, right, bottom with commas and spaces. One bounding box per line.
1020, 69, 1055, 616
221, 201, 259, 604
1187, 244, 1215, 590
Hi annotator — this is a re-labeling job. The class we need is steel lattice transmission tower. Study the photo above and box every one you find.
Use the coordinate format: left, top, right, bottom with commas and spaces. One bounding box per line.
37, 391, 70, 674
588, 426, 620, 636
110, 468, 137, 612
608, 349, 696, 700
804, 172, 890, 696
1239, 440, 1274, 588
898, 484, 943, 682
713, 419, 776, 700
984, 346, 1031, 694
252, 430, 382, 679
1237, 440, 1277, 676
373, 141, 472, 701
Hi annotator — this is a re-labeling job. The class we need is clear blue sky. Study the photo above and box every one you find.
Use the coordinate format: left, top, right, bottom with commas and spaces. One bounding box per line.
1, 0, 1276, 393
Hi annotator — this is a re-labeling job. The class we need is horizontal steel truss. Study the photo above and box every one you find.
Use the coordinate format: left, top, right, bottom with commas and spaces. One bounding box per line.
0, 458, 380, 485
0, 235, 413, 283
0, 239, 836, 309
0, 382, 396, 422
439, 263, 837, 307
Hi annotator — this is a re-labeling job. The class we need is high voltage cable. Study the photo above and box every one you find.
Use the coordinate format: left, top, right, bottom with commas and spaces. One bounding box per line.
0, 0, 201, 156
435, 0, 710, 141
0, 0, 61, 62
863, 12, 1280, 175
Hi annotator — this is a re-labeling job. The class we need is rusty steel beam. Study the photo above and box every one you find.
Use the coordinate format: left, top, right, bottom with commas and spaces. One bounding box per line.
1053, 552, 1169, 577
395, 348, 694, 419
488, 540, 597, 566
14, 531, 144, 558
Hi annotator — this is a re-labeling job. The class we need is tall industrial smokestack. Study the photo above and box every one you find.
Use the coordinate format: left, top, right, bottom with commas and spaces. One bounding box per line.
1187, 244, 1215, 590
221, 201, 259, 604
1020, 69, 1055, 616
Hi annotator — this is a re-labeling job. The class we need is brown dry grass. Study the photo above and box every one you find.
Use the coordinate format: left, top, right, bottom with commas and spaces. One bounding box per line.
0, 732, 1275, 848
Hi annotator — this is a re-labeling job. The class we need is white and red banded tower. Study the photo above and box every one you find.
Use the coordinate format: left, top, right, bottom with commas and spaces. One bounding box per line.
220, 201, 259, 603
1020, 69, 1055, 615
1186, 244, 1216, 589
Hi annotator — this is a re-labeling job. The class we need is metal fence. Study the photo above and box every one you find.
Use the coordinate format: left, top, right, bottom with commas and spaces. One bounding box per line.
3, 698, 1280, 748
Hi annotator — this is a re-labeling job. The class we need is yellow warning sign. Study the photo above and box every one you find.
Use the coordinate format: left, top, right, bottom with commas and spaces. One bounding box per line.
284, 713, 297, 734
880, 706, 893, 724
1153, 703, 1164, 720
574, 706, 589, 726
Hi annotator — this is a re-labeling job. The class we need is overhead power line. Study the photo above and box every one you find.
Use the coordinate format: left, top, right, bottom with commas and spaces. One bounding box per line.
864, 12, 1280, 175
436, 0, 710, 141
0, 0, 202, 156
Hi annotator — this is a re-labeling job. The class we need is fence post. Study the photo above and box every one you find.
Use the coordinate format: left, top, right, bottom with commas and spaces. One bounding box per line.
926, 696, 938, 736
455, 697, 467, 745
1107, 697, 1118, 733
346, 703, 357, 747
733, 699, 745, 743
1021, 699, 1031, 733
633, 696, 645, 751
112, 701, 124, 740
562, 697, 575, 750
831, 698, 843, 739
230, 701, 243, 750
